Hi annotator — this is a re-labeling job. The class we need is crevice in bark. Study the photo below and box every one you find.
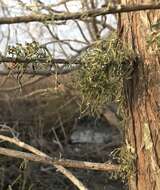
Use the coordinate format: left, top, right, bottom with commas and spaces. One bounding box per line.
123, 56, 141, 189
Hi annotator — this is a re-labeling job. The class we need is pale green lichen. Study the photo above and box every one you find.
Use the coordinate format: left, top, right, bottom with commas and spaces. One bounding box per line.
143, 122, 153, 151
77, 32, 135, 115
8, 41, 52, 86
109, 145, 136, 183
147, 20, 160, 52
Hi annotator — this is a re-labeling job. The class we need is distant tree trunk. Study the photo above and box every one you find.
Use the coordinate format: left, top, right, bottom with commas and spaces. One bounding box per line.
120, 1, 160, 190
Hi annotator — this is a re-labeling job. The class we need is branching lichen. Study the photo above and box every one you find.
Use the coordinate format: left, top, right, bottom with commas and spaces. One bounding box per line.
8, 41, 52, 86
77, 32, 135, 114
109, 145, 136, 183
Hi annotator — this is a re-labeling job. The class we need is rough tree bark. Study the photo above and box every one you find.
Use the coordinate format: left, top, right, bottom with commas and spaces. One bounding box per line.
120, 0, 160, 190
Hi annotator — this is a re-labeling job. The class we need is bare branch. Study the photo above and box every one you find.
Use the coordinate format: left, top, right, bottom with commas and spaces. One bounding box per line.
0, 76, 46, 92
0, 65, 80, 76
0, 55, 81, 76
15, 88, 56, 99
0, 56, 70, 65
0, 148, 88, 190
0, 134, 48, 157
0, 134, 119, 189
0, 147, 119, 172
0, 3, 160, 25
0, 135, 120, 172
0, 134, 88, 190
54, 164, 89, 190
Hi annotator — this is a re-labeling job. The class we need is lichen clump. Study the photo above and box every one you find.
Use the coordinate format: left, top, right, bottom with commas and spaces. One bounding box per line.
110, 146, 136, 183
147, 21, 160, 52
7, 42, 51, 86
78, 32, 135, 114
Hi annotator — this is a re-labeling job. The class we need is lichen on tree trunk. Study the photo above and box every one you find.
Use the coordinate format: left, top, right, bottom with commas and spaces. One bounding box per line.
120, 0, 160, 189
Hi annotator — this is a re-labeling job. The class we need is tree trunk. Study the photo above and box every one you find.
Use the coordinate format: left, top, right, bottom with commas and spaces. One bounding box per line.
120, 0, 160, 190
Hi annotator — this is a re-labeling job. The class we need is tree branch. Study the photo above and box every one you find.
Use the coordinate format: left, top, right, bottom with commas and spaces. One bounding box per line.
0, 66, 80, 76
0, 76, 46, 92
0, 56, 70, 65
0, 147, 88, 190
0, 147, 119, 172
0, 3, 159, 25
0, 134, 120, 189
0, 134, 89, 190
0, 135, 120, 172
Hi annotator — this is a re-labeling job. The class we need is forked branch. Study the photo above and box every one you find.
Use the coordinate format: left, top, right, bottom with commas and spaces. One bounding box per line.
0, 134, 120, 190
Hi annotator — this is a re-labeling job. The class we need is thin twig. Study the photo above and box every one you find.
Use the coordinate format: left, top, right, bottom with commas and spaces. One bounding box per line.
0, 76, 46, 92
52, 127, 64, 152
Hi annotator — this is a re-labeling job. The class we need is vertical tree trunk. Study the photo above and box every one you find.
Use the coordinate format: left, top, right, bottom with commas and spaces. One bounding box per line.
120, 1, 160, 190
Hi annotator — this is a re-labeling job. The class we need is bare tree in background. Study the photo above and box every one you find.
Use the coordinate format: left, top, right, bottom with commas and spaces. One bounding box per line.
0, 0, 116, 75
